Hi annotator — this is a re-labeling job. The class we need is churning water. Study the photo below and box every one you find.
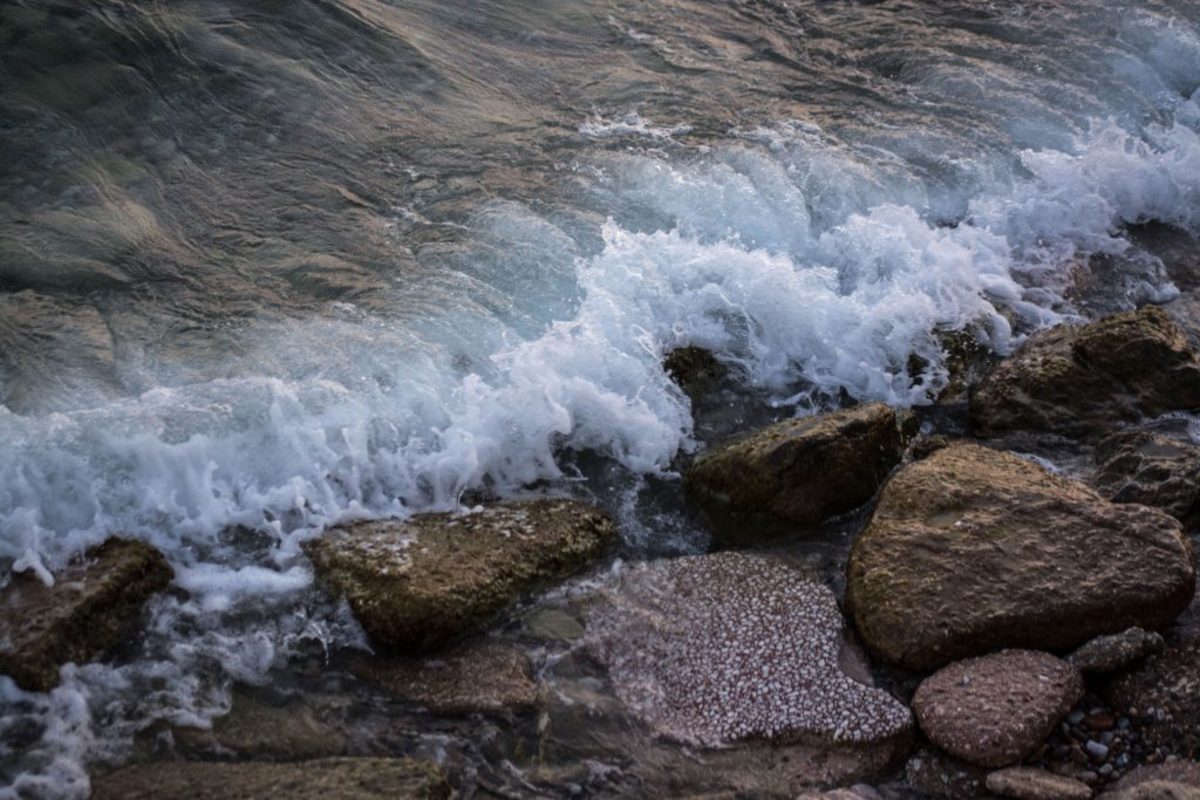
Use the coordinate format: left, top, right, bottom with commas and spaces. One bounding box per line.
2, 0, 1200, 795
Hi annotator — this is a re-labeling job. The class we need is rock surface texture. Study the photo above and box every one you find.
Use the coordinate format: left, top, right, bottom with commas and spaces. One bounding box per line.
0, 538, 173, 692
1105, 632, 1200, 756
588, 552, 913, 750
1067, 628, 1165, 674
986, 766, 1093, 800
685, 403, 911, 539
91, 758, 450, 800
304, 498, 615, 653
970, 306, 1200, 438
1093, 425, 1200, 522
912, 650, 1083, 768
846, 442, 1196, 670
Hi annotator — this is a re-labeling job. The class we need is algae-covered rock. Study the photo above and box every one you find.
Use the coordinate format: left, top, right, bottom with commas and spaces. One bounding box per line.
664, 345, 726, 400
685, 403, 911, 541
971, 306, 1200, 439
846, 442, 1195, 670
91, 758, 450, 800
0, 538, 173, 692
304, 498, 616, 654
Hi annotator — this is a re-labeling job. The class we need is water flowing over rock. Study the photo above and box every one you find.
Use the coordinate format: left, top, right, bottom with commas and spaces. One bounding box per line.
846, 442, 1195, 670
684, 403, 912, 542
1105, 629, 1200, 757
588, 552, 913, 752
912, 650, 1083, 768
304, 498, 616, 653
970, 306, 1200, 439
0, 538, 172, 692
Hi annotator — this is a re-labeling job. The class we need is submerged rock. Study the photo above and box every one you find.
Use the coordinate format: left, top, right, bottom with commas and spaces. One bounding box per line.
91, 758, 450, 800
0, 538, 173, 692
986, 767, 1093, 800
1066, 628, 1165, 674
685, 403, 911, 542
304, 498, 616, 654
1093, 426, 1200, 522
588, 552, 913, 753
970, 306, 1200, 439
173, 688, 349, 761
846, 442, 1195, 670
913, 650, 1083, 768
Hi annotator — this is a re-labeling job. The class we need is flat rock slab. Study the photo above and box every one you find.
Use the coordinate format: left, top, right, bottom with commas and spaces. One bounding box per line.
846, 442, 1196, 670
685, 403, 911, 541
971, 305, 1200, 439
351, 641, 537, 714
986, 767, 1093, 800
588, 552, 913, 750
304, 499, 615, 654
912, 650, 1083, 768
1067, 628, 1164, 673
91, 758, 450, 800
0, 538, 172, 692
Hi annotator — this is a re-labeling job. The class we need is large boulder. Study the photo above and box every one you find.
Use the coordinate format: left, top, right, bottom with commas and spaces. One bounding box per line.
0, 538, 173, 692
588, 552, 913, 753
970, 306, 1200, 439
1092, 425, 1200, 523
91, 758, 450, 800
846, 442, 1195, 670
304, 499, 616, 654
912, 650, 1083, 768
685, 403, 912, 541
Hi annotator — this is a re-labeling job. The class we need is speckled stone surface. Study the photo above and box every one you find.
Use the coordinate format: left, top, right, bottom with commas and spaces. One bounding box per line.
588, 551, 913, 749
913, 649, 1083, 768
986, 766, 1093, 800
1067, 628, 1164, 673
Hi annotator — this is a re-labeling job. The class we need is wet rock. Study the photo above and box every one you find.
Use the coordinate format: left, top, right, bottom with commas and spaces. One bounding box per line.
663, 345, 726, 400
1128, 222, 1200, 293
351, 641, 537, 714
846, 442, 1195, 670
970, 306, 1200, 439
91, 758, 451, 800
1103, 763, 1200, 799
1102, 781, 1200, 799
986, 767, 1093, 800
905, 747, 993, 799
0, 538, 173, 692
588, 552, 913, 753
1067, 628, 1165, 674
304, 498, 616, 654
912, 650, 1083, 768
685, 403, 911, 542
1105, 632, 1200, 757
1092, 426, 1200, 522
173, 688, 349, 760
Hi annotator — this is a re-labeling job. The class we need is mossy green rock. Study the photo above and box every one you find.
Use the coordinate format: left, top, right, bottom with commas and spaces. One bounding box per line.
91, 758, 450, 800
846, 442, 1196, 671
684, 403, 911, 541
971, 306, 1200, 439
304, 499, 616, 654
0, 538, 173, 692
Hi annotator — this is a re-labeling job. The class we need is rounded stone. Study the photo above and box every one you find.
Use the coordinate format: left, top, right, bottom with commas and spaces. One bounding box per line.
986, 767, 1093, 800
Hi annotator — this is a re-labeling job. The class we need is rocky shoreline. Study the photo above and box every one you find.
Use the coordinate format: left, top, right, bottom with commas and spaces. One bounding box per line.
6, 234, 1200, 798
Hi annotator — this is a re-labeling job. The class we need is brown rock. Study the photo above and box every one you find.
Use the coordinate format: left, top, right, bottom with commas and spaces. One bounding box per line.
663, 345, 726, 400
970, 306, 1200, 439
90, 758, 450, 800
1105, 632, 1200, 756
1103, 763, 1200, 799
986, 767, 1093, 800
1067, 628, 1165, 673
173, 689, 348, 761
1093, 426, 1200, 522
351, 641, 536, 714
304, 499, 616, 654
685, 403, 911, 542
0, 538, 173, 692
846, 442, 1195, 670
912, 650, 1083, 768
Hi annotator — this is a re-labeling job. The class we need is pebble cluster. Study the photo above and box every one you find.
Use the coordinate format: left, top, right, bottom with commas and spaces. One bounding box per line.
588, 552, 911, 748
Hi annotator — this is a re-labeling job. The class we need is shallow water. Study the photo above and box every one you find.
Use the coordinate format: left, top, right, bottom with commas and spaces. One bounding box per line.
2, 0, 1200, 795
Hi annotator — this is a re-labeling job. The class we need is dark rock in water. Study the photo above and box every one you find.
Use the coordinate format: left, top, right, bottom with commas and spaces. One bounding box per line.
0, 538, 172, 692
795, 787, 883, 800
1093, 426, 1200, 523
913, 650, 1083, 768
905, 747, 993, 799
663, 345, 726, 400
986, 767, 1093, 800
1067, 628, 1165, 674
685, 403, 912, 542
1104, 625, 1200, 758
970, 306, 1200, 439
588, 552, 913, 753
846, 442, 1195, 671
91, 758, 451, 800
1102, 763, 1200, 799
304, 498, 616, 654
1128, 222, 1200, 292
351, 641, 537, 714
173, 688, 348, 761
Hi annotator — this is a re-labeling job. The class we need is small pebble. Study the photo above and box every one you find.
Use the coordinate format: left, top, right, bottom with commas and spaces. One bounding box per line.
1067, 710, 1085, 725
1086, 741, 1109, 760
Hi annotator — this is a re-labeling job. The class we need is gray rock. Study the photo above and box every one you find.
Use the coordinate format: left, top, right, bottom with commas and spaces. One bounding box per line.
905, 747, 993, 799
846, 442, 1196, 670
1067, 628, 1165, 673
0, 538, 173, 692
912, 650, 1083, 768
986, 767, 1093, 800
